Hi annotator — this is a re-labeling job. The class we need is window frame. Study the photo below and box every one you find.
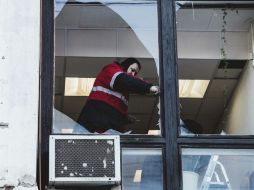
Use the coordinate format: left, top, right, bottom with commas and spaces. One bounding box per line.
39, 0, 254, 190
175, 0, 254, 189
39, 0, 180, 189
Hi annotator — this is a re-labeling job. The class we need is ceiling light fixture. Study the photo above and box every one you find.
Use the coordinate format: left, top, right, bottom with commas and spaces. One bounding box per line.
179, 79, 210, 98
61, 128, 73, 134
133, 170, 142, 183
64, 77, 96, 96
64, 78, 209, 98
148, 130, 161, 135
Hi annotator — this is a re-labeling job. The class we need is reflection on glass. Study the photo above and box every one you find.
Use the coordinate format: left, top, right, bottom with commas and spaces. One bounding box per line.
176, 1, 254, 135
182, 148, 254, 190
53, 0, 160, 135
122, 148, 163, 190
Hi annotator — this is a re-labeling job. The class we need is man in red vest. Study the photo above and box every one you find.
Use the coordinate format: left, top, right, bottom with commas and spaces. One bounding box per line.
77, 58, 159, 133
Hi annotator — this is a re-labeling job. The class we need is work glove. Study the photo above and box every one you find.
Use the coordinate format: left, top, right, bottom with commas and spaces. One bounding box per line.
150, 85, 160, 95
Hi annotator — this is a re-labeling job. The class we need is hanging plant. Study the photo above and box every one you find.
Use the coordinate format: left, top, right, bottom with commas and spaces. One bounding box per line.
220, 8, 239, 75
219, 7, 239, 107
220, 8, 229, 76
220, 8, 230, 107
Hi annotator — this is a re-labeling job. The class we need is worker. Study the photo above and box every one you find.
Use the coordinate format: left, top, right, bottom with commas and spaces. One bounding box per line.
77, 58, 159, 133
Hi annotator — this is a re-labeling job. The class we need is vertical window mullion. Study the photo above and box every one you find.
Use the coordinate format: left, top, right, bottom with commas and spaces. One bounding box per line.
160, 0, 181, 189
40, 0, 54, 189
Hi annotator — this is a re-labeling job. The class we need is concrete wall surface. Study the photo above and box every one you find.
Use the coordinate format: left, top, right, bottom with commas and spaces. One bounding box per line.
222, 27, 254, 134
0, 0, 40, 189
223, 61, 254, 134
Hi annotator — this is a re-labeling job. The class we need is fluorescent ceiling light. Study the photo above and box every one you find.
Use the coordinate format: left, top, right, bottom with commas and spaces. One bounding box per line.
65, 77, 96, 96
148, 130, 161, 135
64, 78, 209, 98
179, 80, 210, 98
133, 170, 142, 183
61, 128, 73, 134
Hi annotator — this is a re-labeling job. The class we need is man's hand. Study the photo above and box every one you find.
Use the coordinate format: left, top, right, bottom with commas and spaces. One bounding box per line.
150, 85, 160, 95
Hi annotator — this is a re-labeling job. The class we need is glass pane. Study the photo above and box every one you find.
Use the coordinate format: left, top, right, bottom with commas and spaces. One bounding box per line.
53, 0, 160, 135
122, 148, 163, 190
182, 148, 254, 190
176, 1, 254, 135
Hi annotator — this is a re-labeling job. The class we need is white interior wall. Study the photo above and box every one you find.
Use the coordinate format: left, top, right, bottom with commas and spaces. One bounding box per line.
55, 29, 152, 58
56, 30, 249, 60
223, 62, 254, 134
177, 31, 249, 59
0, 0, 40, 188
222, 27, 254, 134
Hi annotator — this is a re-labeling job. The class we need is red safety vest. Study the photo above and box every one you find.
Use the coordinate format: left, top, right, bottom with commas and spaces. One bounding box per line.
88, 62, 129, 115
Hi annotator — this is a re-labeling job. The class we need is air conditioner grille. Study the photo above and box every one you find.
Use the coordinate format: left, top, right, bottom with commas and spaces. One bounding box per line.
55, 139, 115, 178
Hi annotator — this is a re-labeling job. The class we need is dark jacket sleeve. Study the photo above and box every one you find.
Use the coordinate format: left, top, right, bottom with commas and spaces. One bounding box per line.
113, 73, 152, 94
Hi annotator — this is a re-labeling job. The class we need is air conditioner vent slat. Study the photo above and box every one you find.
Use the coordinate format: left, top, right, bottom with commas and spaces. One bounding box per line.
49, 135, 121, 186
55, 139, 115, 178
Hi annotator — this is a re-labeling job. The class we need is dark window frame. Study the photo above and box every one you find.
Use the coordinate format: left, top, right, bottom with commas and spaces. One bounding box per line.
175, 0, 254, 189
39, 0, 180, 188
39, 0, 180, 189
39, 0, 54, 189
175, 0, 254, 144
39, 0, 254, 190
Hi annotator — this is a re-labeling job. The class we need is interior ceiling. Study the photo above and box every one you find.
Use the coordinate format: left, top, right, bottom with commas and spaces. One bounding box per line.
178, 59, 245, 133
56, 3, 254, 31
177, 9, 254, 31
176, 5, 251, 133
56, 5, 130, 29
54, 3, 251, 134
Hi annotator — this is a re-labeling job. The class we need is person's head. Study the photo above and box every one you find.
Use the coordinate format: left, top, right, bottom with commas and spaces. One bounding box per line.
120, 58, 141, 76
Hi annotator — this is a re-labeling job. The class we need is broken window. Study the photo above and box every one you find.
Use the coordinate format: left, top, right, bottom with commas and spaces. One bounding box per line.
53, 0, 160, 135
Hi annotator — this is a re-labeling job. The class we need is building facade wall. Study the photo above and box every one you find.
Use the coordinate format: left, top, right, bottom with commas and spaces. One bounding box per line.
0, 0, 40, 188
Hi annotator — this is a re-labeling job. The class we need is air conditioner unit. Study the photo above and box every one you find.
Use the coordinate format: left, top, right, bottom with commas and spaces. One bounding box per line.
49, 135, 121, 186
